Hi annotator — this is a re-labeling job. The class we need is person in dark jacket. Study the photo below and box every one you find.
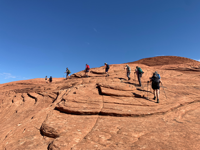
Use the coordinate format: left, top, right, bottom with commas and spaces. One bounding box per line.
49, 76, 52, 83
148, 72, 162, 103
65, 68, 71, 79
104, 63, 110, 77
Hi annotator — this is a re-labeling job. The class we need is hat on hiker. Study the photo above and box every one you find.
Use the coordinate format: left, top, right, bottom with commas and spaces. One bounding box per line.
105, 63, 107, 65
154, 71, 158, 74
126, 64, 129, 67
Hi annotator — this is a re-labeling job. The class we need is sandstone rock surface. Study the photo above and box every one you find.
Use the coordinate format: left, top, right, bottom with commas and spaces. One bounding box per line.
0, 56, 200, 150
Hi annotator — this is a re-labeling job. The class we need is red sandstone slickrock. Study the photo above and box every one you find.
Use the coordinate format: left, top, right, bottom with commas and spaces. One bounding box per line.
0, 56, 200, 150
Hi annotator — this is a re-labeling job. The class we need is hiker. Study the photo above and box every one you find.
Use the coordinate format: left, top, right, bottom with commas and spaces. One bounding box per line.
49, 76, 52, 83
85, 64, 90, 77
148, 72, 162, 103
124, 65, 131, 80
65, 68, 71, 79
134, 66, 144, 86
104, 63, 110, 77
45, 76, 47, 83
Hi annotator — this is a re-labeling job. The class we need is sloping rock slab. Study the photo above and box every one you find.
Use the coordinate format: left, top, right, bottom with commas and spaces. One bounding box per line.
100, 87, 133, 97
98, 82, 135, 91
41, 110, 98, 150
55, 84, 103, 115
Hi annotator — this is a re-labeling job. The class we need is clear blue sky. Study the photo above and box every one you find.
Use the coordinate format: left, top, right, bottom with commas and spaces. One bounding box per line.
0, 0, 200, 83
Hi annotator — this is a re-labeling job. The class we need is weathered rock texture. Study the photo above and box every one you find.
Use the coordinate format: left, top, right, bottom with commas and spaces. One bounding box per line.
0, 56, 200, 150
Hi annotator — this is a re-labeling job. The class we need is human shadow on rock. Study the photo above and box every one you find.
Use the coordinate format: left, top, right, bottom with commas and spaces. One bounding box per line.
118, 77, 127, 80
90, 71, 105, 74
136, 88, 152, 93
132, 92, 155, 102
123, 81, 138, 86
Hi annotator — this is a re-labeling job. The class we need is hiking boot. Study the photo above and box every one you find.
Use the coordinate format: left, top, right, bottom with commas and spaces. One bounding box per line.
157, 99, 159, 103
128, 77, 130, 80
153, 96, 156, 100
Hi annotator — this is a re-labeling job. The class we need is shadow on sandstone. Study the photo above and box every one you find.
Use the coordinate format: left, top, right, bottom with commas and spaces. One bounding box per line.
132, 92, 155, 103
123, 81, 138, 86
118, 77, 127, 80
90, 71, 106, 74
136, 88, 152, 93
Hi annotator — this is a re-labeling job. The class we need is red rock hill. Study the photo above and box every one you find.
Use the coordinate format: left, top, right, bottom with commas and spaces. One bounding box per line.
0, 56, 200, 150
129, 56, 199, 66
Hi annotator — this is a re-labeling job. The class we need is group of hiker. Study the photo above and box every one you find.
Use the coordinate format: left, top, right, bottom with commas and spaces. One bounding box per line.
84, 63, 109, 77
46, 63, 162, 103
84, 63, 162, 103
124, 65, 144, 86
45, 76, 52, 83
124, 64, 161, 103
124, 65, 143, 86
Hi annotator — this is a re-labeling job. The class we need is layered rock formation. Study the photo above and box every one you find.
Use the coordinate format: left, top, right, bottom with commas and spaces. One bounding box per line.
0, 56, 200, 150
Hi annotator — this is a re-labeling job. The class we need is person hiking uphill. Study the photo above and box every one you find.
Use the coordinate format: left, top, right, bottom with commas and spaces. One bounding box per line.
134, 66, 144, 86
154, 71, 161, 93
148, 72, 162, 103
104, 63, 110, 77
49, 76, 52, 83
65, 68, 71, 79
124, 65, 131, 80
45, 76, 48, 83
85, 64, 90, 77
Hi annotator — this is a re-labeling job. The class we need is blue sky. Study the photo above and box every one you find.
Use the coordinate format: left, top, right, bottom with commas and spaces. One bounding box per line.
0, 0, 200, 83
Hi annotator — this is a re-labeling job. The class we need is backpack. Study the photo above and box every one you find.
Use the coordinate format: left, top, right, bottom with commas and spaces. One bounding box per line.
67, 70, 71, 74
106, 64, 110, 69
127, 66, 131, 72
138, 67, 143, 74
156, 74, 160, 79
151, 76, 160, 84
